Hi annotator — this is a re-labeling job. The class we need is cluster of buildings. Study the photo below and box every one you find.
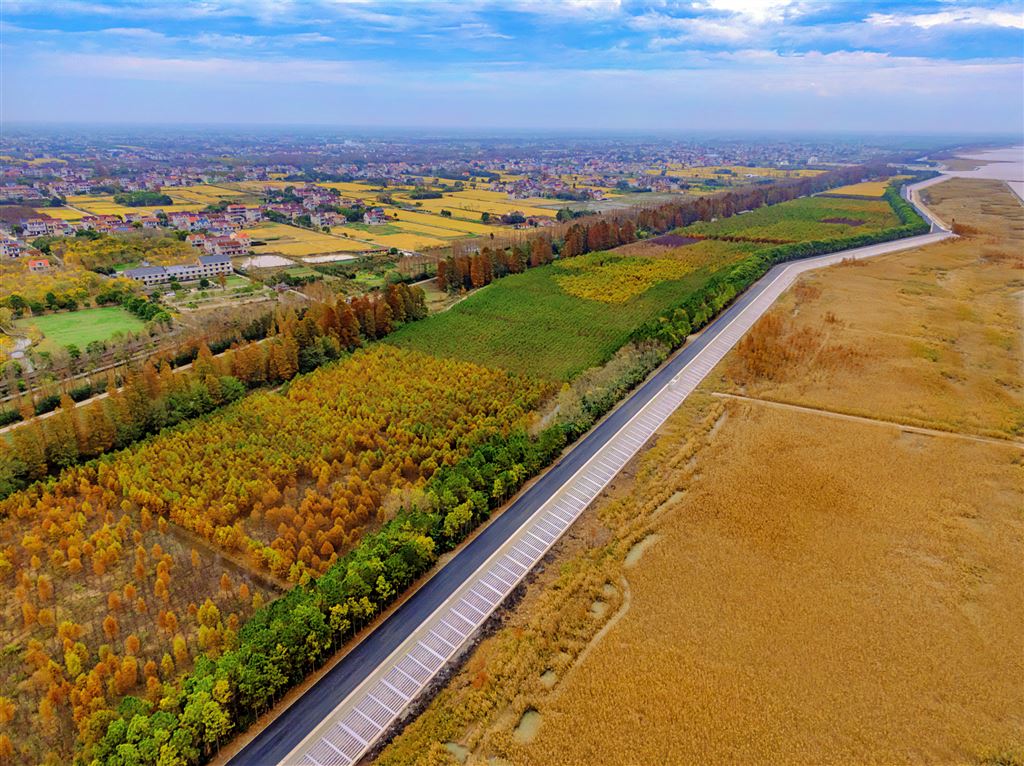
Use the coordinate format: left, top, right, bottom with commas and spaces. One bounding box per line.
164, 205, 261, 233
185, 231, 252, 257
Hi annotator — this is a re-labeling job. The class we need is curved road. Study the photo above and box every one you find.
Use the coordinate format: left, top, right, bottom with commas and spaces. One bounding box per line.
231, 183, 951, 766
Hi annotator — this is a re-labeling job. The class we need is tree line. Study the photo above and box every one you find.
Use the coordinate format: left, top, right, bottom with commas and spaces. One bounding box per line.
438, 164, 889, 293
0, 283, 428, 499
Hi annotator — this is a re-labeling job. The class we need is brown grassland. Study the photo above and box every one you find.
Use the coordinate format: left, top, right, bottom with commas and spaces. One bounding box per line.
373, 177, 1024, 766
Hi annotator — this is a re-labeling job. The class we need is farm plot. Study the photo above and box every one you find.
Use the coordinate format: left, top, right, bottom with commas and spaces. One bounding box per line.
554, 253, 694, 303
247, 222, 374, 256
679, 196, 899, 243
820, 177, 912, 198
65, 195, 208, 216
613, 237, 762, 272
365, 232, 450, 251
384, 209, 495, 235
449, 189, 560, 208
238, 254, 295, 269
162, 184, 257, 205
412, 195, 555, 219
387, 220, 466, 239
33, 206, 83, 220
399, 201, 500, 221
388, 252, 725, 380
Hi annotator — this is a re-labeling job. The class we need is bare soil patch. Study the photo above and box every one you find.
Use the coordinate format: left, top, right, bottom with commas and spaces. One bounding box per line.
646, 233, 701, 247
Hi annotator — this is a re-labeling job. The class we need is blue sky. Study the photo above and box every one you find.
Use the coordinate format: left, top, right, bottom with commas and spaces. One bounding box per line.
2, 1, 1022, 133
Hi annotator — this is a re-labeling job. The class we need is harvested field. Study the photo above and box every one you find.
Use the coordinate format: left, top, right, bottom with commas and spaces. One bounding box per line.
645, 233, 700, 247
375, 177, 1024, 766
820, 177, 910, 198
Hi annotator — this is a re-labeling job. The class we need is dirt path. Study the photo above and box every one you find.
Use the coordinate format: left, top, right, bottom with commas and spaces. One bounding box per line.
711, 391, 1024, 450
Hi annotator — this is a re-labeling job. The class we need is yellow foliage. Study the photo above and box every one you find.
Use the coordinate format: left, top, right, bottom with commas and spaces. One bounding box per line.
554, 257, 693, 303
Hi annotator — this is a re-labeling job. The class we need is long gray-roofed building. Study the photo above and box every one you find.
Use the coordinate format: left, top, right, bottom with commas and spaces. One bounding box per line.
123, 254, 232, 286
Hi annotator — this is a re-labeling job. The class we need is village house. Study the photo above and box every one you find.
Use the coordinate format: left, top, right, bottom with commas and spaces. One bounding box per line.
363, 207, 387, 225
76, 214, 126, 233
123, 212, 163, 228
23, 217, 74, 238
185, 231, 252, 257
310, 211, 343, 228
1, 238, 26, 258
28, 258, 51, 273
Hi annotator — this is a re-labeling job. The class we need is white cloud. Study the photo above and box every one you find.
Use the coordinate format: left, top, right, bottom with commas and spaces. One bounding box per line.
867, 6, 1024, 30
692, 0, 812, 24
99, 27, 170, 41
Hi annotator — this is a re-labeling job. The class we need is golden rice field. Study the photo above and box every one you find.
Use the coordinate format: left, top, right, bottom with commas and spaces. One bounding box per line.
246, 222, 374, 256
398, 202, 500, 222
411, 195, 555, 220
34, 206, 83, 220
365, 232, 450, 251
451, 191, 557, 218
317, 181, 402, 195
386, 220, 465, 239
383, 208, 495, 235
65, 195, 207, 216
450, 189, 557, 207
162, 184, 253, 204
375, 177, 1024, 766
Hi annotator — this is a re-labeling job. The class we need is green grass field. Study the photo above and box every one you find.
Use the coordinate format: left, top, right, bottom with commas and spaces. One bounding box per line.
18, 306, 148, 353
680, 196, 898, 243
387, 254, 730, 380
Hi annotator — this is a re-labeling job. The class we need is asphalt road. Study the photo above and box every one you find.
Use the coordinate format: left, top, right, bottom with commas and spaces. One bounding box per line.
232, 200, 949, 766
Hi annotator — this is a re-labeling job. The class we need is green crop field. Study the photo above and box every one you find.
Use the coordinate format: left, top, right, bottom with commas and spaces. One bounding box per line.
387, 253, 734, 380
18, 306, 148, 353
680, 196, 899, 243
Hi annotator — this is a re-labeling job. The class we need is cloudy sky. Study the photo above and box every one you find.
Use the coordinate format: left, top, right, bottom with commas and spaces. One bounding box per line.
2, 0, 1022, 133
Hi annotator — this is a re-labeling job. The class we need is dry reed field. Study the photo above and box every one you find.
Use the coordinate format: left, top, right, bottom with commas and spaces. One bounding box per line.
725, 178, 1024, 439
373, 177, 1024, 766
